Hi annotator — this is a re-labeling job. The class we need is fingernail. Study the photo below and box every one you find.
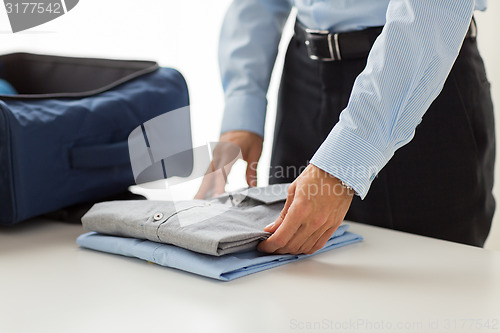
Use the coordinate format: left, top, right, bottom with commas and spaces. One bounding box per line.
265, 222, 274, 229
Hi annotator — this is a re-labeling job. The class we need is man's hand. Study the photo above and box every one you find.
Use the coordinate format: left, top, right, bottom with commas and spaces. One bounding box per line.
194, 130, 263, 200
257, 164, 354, 255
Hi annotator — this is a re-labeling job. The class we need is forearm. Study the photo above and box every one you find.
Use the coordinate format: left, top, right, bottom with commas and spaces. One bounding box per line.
311, 0, 475, 198
219, 0, 292, 138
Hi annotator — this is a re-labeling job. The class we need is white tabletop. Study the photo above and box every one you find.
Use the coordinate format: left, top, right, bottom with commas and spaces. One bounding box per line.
1, 219, 499, 333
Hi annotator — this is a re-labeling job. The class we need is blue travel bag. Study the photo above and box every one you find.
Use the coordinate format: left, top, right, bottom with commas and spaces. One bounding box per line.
0, 53, 191, 225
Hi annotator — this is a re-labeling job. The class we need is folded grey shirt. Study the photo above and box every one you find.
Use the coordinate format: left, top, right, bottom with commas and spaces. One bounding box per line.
82, 184, 290, 256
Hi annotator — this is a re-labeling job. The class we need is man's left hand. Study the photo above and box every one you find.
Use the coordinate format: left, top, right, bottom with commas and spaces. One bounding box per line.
257, 164, 354, 255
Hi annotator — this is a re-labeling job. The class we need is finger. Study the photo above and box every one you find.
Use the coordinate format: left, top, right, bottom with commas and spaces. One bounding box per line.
263, 206, 287, 234
213, 141, 242, 170
245, 150, 260, 188
245, 161, 258, 188
272, 223, 310, 255
306, 226, 337, 254
263, 184, 296, 233
257, 200, 305, 253
195, 141, 241, 200
263, 218, 280, 234
194, 167, 215, 200
284, 218, 332, 254
194, 168, 227, 200
293, 209, 340, 253
270, 195, 332, 254
298, 224, 336, 254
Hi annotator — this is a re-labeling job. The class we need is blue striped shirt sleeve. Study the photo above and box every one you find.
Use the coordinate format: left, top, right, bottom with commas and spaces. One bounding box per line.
310, 0, 476, 199
218, 0, 292, 138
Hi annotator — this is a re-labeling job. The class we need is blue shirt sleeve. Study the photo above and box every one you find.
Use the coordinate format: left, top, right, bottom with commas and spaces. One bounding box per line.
219, 0, 292, 138
310, 0, 476, 199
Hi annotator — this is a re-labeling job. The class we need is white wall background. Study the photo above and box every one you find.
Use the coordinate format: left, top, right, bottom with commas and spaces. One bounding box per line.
0, 0, 498, 249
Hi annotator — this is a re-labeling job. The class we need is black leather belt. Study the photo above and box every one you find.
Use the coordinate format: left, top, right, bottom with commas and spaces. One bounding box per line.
295, 18, 477, 62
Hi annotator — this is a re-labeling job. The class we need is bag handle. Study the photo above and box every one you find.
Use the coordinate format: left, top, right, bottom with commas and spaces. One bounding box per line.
70, 141, 130, 169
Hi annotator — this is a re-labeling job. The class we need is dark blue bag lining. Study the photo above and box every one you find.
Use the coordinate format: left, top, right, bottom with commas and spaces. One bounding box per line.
0, 52, 159, 99
0, 53, 190, 225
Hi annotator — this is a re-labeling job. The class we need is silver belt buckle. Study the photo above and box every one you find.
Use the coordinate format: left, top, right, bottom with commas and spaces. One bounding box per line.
304, 28, 342, 61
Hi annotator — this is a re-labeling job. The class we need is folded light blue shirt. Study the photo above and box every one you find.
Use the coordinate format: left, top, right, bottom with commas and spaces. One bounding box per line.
77, 224, 362, 281
219, 0, 487, 198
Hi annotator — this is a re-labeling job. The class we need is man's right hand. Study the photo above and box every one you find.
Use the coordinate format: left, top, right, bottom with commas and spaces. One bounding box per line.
194, 130, 263, 200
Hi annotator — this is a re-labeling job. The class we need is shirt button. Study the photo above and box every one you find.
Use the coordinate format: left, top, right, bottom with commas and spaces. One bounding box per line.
153, 213, 164, 221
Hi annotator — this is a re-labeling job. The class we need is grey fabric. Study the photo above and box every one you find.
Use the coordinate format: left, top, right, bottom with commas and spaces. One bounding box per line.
82, 184, 290, 256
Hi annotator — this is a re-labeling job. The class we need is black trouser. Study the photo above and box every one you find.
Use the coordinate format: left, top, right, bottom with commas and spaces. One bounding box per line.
269, 26, 495, 247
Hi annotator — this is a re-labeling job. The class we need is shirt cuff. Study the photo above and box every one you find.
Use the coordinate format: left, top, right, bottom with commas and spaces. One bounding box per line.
220, 94, 267, 138
310, 124, 390, 199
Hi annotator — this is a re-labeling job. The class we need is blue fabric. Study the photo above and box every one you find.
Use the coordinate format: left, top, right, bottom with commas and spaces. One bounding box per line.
219, 0, 486, 198
0, 79, 16, 95
77, 223, 362, 281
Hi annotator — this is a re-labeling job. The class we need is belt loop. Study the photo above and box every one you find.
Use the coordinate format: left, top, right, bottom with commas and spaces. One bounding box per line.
326, 33, 342, 61
327, 34, 335, 61
332, 33, 341, 61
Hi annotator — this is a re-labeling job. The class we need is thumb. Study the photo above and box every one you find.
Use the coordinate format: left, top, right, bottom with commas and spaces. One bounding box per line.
194, 164, 227, 200
245, 154, 259, 188
264, 184, 295, 233
246, 162, 258, 187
